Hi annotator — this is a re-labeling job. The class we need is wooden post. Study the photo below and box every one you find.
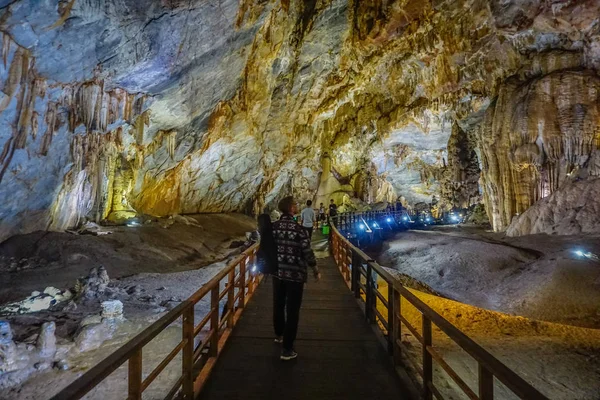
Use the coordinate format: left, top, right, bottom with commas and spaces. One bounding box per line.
479, 363, 494, 400
345, 244, 351, 282
227, 269, 235, 328
182, 305, 194, 399
128, 349, 143, 400
387, 283, 393, 355
393, 288, 401, 365
337, 235, 342, 266
422, 317, 433, 400
239, 258, 246, 308
210, 287, 219, 357
366, 264, 374, 323
247, 254, 254, 294
352, 251, 360, 298
331, 233, 335, 260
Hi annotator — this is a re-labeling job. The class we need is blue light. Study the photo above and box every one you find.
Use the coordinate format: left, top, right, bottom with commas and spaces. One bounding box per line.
359, 224, 365, 230
372, 222, 378, 228
451, 215, 459, 221
426, 217, 431, 222
574, 249, 585, 257
386, 218, 392, 223
402, 216, 408, 221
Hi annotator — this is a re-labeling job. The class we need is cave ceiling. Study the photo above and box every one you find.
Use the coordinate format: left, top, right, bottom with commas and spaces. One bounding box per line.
0, 0, 599, 239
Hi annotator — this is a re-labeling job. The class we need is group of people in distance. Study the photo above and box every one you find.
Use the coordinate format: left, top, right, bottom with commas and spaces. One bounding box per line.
299, 199, 338, 236
254, 197, 338, 361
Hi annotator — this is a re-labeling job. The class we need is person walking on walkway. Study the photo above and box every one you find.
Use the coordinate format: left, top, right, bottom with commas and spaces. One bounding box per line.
318, 202, 325, 228
328, 199, 338, 218
272, 196, 321, 360
300, 200, 316, 237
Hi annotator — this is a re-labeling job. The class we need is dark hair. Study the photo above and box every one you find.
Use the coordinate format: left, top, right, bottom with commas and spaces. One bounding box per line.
306, 200, 312, 206
278, 196, 295, 213
330, 199, 334, 202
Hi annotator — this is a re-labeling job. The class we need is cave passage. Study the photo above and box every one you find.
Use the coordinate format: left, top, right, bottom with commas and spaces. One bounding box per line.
1, 0, 600, 399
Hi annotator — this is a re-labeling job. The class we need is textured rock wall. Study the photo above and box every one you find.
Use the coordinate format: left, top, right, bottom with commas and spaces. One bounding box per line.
0, 0, 599, 240
0, 0, 264, 241
478, 66, 600, 231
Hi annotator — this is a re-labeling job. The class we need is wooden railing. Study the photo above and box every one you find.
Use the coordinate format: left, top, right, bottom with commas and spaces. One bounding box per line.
330, 212, 549, 400
51, 243, 261, 400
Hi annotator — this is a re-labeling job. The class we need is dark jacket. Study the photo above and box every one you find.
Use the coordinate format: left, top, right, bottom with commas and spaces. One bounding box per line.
272, 214, 318, 282
256, 214, 278, 275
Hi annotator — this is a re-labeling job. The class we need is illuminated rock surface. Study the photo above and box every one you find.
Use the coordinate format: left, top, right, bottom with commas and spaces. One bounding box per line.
0, 2, 599, 397
0, 0, 598, 239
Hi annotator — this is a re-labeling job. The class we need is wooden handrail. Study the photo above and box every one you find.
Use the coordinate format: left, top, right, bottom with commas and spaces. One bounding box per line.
329, 213, 549, 400
51, 243, 260, 400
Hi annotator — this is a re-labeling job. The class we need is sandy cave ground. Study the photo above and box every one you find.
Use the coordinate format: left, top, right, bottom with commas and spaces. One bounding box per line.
0, 213, 257, 305
0, 213, 260, 399
376, 225, 600, 329
0, 220, 599, 399
371, 226, 600, 400
0, 213, 257, 344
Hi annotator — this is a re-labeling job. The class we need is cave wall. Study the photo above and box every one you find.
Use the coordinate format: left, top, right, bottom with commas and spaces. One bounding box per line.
0, 0, 600, 240
478, 62, 600, 231
0, 0, 263, 241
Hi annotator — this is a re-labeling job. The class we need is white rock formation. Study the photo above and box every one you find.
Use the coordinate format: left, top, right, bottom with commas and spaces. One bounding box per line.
507, 178, 600, 237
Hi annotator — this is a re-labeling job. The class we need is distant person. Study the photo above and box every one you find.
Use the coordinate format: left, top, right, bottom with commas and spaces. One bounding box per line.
300, 200, 316, 237
328, 199, 338, 218
272, 196, 321, 360
395, 198, 403, 212
318, 202, 326, 227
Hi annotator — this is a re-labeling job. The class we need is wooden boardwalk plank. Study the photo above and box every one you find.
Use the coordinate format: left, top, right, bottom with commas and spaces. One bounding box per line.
200, 254, 408, 399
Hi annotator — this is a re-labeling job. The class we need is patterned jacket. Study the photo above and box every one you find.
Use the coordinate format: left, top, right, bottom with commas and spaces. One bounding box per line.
272, 214, 318, 282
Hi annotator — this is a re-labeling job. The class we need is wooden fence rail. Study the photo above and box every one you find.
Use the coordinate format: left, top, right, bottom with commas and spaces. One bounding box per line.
50, 243, 260, 400
330, 212, 549, 400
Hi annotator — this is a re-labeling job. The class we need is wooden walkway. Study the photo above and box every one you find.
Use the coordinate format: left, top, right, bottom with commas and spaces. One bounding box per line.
200, 253, 408, 399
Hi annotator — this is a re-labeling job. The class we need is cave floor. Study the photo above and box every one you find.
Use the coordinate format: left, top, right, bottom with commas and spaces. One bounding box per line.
0, 222, 599, 399
369, 225, 600, 399
0, 213, 256, 305
376, 224, 600, 329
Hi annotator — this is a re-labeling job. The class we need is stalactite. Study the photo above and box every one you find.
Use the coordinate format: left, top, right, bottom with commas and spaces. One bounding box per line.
131, 110, 150, 145
1, 32, 10, 67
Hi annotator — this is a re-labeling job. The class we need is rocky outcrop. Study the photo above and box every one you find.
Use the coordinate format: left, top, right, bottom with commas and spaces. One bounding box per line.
507, 178, 600, 237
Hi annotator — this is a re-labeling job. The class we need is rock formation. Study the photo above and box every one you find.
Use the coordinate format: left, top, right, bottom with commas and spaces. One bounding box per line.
0, 0, 598, 238
0, 320, 61, 389
507, 177, 600, 236
75, 267, 110, 299
478, 66, 600, 231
